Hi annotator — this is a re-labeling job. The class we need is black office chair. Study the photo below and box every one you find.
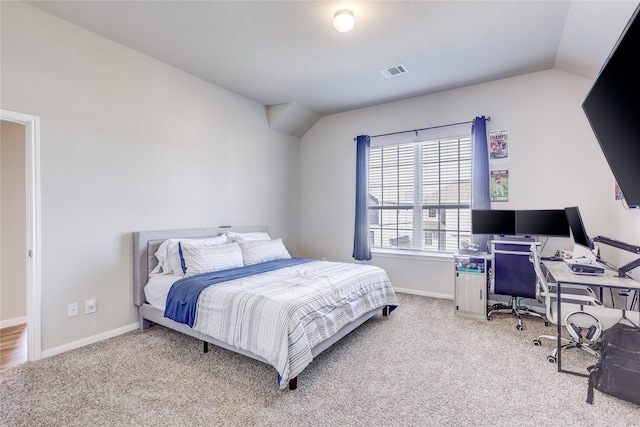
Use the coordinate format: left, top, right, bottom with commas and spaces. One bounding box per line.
487, 240, 546, 330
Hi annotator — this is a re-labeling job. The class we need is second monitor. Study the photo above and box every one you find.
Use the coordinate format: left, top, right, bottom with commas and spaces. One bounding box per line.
516, 209, 570, 237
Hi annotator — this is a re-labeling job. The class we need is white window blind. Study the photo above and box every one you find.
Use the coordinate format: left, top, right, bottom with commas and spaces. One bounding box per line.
369, 136, 472, 253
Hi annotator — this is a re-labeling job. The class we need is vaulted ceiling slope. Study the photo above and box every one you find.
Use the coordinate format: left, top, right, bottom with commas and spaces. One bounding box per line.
26, 1, 639, 136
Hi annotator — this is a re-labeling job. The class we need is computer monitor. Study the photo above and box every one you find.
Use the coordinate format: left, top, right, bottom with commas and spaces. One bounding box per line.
565, 206, 597, 261
515, 209, 570, 237
471, 210, 516, 236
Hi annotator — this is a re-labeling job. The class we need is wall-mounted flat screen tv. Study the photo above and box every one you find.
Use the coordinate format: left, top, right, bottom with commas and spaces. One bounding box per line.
582, 5, 640, 207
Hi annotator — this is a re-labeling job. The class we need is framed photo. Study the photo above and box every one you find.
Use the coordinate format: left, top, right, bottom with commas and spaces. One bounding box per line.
489, 130, 509, 164
490, 170, 509, 202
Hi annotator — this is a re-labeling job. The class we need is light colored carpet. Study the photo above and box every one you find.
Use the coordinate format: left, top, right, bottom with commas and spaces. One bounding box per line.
1, 293, 638, 426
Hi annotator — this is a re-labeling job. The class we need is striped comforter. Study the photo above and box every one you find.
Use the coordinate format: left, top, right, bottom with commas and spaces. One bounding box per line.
189, 260, 398, 388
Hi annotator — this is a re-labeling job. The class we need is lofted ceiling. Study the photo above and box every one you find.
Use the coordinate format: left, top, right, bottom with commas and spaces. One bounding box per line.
26, 1, 639, 135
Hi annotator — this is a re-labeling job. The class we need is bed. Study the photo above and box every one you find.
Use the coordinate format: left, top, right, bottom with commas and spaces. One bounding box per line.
133, 226, 398, 390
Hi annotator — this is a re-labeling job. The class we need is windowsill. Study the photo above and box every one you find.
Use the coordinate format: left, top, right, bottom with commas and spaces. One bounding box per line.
371, 248, 454, 262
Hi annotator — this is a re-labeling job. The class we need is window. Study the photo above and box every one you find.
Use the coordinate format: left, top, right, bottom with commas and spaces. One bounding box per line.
368, 136, 472, 253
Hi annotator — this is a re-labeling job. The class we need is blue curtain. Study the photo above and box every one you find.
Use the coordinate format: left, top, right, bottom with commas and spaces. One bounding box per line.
471, 116, 491, 252
353, 135, 372, 261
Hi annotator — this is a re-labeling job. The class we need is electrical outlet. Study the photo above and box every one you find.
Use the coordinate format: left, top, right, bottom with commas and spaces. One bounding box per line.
68, 302, 78, 317
85, 299, 96, 314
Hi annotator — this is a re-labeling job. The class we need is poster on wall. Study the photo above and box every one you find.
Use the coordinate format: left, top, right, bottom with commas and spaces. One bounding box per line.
615, 181, 625, 201
490, 170, 509, 202
489, 129, 509, 164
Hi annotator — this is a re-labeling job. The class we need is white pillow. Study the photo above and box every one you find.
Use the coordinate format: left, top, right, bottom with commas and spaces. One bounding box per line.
151, 235, 227, 276
226, 231, 271, 243
239, 238, 291, 266
180, 241, 244, 277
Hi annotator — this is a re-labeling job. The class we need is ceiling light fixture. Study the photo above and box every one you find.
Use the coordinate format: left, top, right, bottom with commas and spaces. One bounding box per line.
333, 9, 355, 33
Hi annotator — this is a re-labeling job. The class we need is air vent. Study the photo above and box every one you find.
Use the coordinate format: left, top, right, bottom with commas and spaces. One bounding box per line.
380, 64, 408, 78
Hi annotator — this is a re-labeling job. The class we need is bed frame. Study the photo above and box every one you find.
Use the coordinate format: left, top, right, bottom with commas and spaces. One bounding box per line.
132, 226, 390, 390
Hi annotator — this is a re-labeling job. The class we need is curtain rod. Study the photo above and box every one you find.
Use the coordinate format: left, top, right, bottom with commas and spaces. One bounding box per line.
355, 116, 491, 141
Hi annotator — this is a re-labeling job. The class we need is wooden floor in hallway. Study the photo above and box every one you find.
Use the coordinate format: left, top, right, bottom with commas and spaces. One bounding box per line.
0, 323, 27, 370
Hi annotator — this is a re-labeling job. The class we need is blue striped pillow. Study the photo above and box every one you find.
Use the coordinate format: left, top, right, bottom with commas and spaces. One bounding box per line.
239, 238, 291, 266
180, 241, 244, 277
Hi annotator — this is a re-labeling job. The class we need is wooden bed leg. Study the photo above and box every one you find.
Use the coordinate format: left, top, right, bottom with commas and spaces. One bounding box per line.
203, 341, 209, 353
288, 377, 298, 390
382, 306, 390, 316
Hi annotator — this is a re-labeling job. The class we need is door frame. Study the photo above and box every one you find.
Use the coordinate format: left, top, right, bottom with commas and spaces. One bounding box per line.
1, 109, 41, 361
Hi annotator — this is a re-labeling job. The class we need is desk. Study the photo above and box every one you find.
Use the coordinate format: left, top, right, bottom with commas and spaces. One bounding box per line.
542, 261, 640, 377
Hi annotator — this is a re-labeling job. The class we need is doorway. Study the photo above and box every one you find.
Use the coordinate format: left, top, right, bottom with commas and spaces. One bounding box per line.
1, 120, 27, 368
0, 110, 41, 363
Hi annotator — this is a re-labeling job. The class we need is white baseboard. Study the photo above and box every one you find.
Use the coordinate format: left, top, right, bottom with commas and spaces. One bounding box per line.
41, 322, 140, 359
36, 290, 450, 358
394, 287, 453, 300
0, 316, 27, 329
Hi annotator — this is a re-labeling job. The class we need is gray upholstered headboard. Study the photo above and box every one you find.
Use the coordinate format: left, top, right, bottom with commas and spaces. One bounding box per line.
132, 226, 268, 306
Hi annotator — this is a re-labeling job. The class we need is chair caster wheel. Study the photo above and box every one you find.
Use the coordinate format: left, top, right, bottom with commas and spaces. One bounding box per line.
547, 355, 557, 363
533, 339, 541, 346
516, 324, 523, 331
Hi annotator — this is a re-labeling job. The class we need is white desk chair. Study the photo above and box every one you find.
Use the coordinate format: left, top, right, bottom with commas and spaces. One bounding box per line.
529, 243, 610, 363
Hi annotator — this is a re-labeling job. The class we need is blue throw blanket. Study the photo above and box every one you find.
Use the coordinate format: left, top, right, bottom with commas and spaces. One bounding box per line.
164, 258, 315, 327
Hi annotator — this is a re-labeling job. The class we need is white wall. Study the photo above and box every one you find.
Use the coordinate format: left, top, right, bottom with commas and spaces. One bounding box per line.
0, 121, 27, 324
1, 2, 300, 350
300, 69, 633, 297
